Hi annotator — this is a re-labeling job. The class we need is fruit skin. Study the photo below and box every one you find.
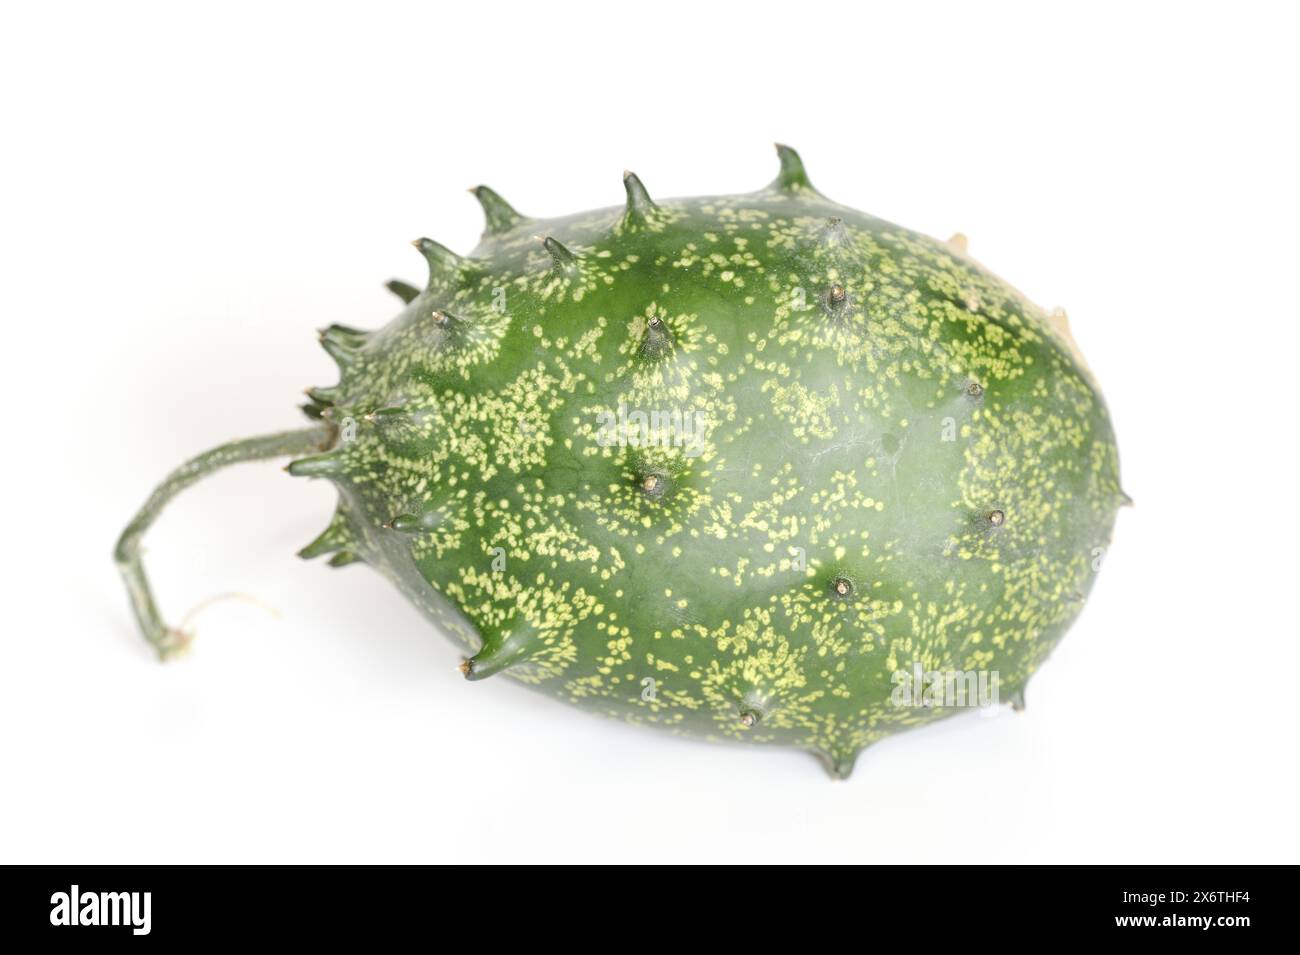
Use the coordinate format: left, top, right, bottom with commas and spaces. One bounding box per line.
117, 147, 1124, 778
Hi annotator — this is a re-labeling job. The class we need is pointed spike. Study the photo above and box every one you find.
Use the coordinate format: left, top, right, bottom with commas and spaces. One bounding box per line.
384, 509, 445, 534
385, 513, 420, 533
470, 185, 524, 236
320, 324, 368, 347
772, 143, 816, 194
385, 279, 421, 304
820, 216, 849, 246
298, 533, 340, 560
639, 470, 669, 499
461, 635, 535, 681
318, 324, 367, 367
640, 312, 675, 360
815, 746, 860, 780
541, 235, 580, 272
319, 337, 354, 368
298, 511, 352, 559
357, 405, 409, 429
362, 405, 410, 424
622, 171, 656, 222
306, 385, 340, 406
300, 401, 326, 421
327, 551, 363, 567
410, 237, 465, 288
286, 451, 348, 479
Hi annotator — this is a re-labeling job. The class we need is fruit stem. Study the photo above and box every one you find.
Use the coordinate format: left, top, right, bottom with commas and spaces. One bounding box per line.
114, 424, 334, 660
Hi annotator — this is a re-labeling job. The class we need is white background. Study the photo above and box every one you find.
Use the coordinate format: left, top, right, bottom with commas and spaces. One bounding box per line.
2, 1, 1297, 864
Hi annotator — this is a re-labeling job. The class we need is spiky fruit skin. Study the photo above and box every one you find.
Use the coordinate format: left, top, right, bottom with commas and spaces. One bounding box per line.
293, 160, 1123, 777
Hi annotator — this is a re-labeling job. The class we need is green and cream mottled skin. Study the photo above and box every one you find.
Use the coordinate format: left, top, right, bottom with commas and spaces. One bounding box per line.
117, 147, 1124, 778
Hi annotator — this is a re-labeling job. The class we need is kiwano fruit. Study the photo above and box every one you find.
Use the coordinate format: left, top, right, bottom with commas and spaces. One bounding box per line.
116, 146, 1125, 777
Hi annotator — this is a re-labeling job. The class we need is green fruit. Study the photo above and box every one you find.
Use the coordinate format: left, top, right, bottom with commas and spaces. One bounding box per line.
116, 146, 1125, 777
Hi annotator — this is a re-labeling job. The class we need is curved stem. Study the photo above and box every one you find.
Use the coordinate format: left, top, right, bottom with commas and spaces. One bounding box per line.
114, 424, 334, 659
